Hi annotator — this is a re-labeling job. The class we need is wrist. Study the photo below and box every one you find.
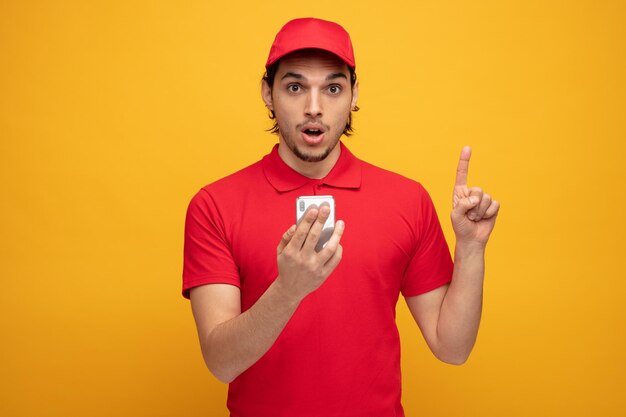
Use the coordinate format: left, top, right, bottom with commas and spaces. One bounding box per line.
272, 276, 305, 308
454, 240, 486, 258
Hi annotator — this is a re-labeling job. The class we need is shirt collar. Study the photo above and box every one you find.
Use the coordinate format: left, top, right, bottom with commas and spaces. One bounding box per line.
262, 141, 362, 192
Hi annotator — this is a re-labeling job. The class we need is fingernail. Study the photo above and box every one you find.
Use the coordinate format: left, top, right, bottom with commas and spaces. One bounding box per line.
469, 196, 478, 204
337, 220, 345, 229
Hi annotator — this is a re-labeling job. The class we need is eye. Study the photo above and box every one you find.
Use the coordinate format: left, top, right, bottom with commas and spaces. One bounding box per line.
328, 85, 342, 95
287, 84, 301, 93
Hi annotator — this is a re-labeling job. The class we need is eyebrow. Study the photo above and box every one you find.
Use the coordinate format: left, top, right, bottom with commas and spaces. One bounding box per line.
280, 72, 349, 81
326, 72, 348, 81
281, 72, 304, 80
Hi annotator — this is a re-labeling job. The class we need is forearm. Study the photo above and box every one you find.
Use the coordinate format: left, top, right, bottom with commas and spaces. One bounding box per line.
203, 279, 301, 383
435, 242, 485, 364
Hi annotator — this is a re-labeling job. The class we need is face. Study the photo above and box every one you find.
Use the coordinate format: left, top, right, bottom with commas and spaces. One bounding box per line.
262, 49, 359, 164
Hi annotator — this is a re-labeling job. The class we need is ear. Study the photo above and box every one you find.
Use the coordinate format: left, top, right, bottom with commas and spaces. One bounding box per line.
350, 79, 359, 110
261, 79, 274, 111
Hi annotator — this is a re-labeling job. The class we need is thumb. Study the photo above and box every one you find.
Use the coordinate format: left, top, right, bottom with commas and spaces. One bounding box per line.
452, 196, 480, 220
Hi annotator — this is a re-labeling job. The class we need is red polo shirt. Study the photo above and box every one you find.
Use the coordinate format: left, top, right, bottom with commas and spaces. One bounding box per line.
183, 142, 453, 417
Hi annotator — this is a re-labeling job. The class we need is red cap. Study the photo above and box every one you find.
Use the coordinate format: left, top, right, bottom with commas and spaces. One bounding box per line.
266, 18, 355, 69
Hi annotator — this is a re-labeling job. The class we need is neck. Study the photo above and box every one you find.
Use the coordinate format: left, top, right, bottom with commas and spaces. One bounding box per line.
277, 141, 342, 179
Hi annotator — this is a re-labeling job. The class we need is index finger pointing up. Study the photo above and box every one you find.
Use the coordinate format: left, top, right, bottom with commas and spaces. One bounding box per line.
455, 146, 472, 187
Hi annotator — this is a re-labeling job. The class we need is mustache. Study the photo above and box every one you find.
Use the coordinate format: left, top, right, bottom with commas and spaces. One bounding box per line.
296, 120, 330, 131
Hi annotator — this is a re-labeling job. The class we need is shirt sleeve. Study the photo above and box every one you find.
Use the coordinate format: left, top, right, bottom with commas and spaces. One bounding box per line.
401, 183, 453, 297
182, 188, 241, 299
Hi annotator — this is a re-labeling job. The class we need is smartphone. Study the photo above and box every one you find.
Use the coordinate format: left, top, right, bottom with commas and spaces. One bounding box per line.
296, 195, 335, 252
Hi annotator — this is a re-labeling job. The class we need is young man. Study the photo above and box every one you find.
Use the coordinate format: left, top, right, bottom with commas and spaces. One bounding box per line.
183, 18, 499, 417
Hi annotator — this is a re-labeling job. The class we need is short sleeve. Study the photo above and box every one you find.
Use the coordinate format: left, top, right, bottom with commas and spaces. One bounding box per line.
401, 184, 453, 297
182, 188, 241, 299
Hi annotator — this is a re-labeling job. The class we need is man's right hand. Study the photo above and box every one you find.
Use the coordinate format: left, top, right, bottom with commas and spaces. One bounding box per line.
190, 205, 345, 383
275, 205, 345, 302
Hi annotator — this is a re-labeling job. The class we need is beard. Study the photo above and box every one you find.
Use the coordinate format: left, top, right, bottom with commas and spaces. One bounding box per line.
288, 137, 340, 162
279, 123, 343, 163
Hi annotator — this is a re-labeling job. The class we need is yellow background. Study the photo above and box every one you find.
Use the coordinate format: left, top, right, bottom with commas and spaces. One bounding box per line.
1, 1, 625, 416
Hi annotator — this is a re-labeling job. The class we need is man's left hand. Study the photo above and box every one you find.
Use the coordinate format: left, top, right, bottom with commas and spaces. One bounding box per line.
451, 146, 500, 246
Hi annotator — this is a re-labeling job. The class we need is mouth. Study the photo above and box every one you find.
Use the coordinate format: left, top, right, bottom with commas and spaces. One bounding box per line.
300, 125, 326, 145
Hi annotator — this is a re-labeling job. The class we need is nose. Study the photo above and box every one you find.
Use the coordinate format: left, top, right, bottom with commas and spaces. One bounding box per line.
304, 89, 322, 118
